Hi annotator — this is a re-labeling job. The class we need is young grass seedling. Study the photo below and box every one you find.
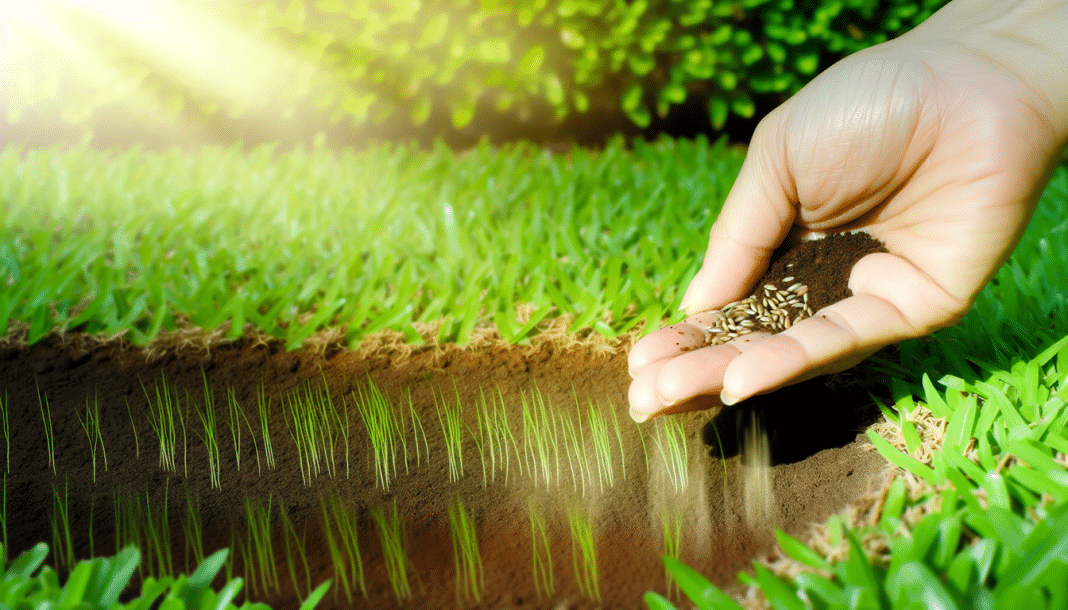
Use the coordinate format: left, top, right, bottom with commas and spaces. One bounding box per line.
86, 496, 95, 558
568, 507, 600, 602
285, 381, 347, 485
142, 375, 179, 472
406, 389, 430, 473
660, 512, 683, 600
528, 499, 553, 598
228, 386, 264, 474
435, 386, 466, 484
123, 396, 140, 459
244, 496, 280, 596
182, 488, 205, 574
448, 498, 483, 603
256, 382, 276, 470
474, 386, 516, 486
371, 501, 412, 602
50, 480, 74, 572
586, 398, 616, 491
320, 492, 367, 603
77, 393, 108, 482
192, 372, 222, 489
1, 475, 7, 565
609, 399, 627, 481
495, 386, 522, 484
652, 416, 689, 495
521, 388, 553, 487
560, 409, 591, 496
143, 484, 174, 578
279, 500, 313, 599
37, 381, 55, 475
354, 380, 402, 489
0, 390, 8, 473
225, 386, 244, 471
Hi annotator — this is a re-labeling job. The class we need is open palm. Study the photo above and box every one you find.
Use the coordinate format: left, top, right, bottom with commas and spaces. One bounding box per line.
628, 32, 1066, 422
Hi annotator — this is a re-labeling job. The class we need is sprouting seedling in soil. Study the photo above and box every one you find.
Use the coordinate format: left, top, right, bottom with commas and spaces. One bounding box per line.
143, 483, 174, 578
243, 495, 280, 596
192, 371, 222, 489
50, 480, 74, 572
228, 386, 263, 473
318, 369, 351, 480
586, 397, 615, 492
37, 380, 55, 474
279, 499, 314, 600
652, 416, 689, 495
371, 501, 413, 602
1, 475, 7, 565
285, 380, 346, 485
87, 496, 96, 558
405, 389, 430, 473
123, 396, 140, 459
474, 386, 516, 487
283, 386, 318, 486
78, 393, 108, 483
353, 378, 402, 489
560, 408, 591, 497
448, 498, 483, 603
521, 387, 554, 488
225, 386, 244, 471
0, 390, 8, 473
256, 382, 275, 470
495, 385, 523, 484
568, 507, 600, 602
182, 488, 205, 574
141, 374, 179, 472
608, 397, 628, 481
435, 385, 466, 484
320, 491, 367, 603
660, 512, 683, 600
527, 499, 553, 599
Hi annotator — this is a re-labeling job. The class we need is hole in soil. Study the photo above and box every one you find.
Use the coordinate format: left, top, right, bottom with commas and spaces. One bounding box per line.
703, 364, 886, 466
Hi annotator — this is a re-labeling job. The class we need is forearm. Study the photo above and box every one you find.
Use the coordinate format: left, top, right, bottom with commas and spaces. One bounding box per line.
910, 0, 1068, 149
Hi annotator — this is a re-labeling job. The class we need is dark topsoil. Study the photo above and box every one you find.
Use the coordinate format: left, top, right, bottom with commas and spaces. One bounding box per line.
0, 232, 891, 610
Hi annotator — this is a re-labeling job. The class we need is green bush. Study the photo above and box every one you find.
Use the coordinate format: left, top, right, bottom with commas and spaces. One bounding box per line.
253, 0, 952, 130
5, 0, 950, 141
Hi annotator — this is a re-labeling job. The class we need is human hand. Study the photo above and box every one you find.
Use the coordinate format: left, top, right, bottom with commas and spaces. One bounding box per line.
628, 0, 1068, 422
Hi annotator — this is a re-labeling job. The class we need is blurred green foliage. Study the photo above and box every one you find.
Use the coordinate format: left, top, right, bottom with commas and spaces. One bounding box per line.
5, 0, 951, 139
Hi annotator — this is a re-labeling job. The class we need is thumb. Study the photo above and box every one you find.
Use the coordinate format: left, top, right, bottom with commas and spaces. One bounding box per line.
682, 124, 797, 316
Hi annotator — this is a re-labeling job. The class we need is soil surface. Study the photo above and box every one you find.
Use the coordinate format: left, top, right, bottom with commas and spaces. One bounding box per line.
0, 232, 892, 610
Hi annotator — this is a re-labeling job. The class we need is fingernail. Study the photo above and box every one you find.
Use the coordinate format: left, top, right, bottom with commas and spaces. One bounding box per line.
678, 269, 703, 311
720, 390, 741, 406
629, 407, 649, 423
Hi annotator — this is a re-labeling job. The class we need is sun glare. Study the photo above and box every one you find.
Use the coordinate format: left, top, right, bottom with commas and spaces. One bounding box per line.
68, 0, 160, 25
2, 0, 336, 141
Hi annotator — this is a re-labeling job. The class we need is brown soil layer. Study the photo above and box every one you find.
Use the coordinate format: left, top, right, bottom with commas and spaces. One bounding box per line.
0, 233, 891, 610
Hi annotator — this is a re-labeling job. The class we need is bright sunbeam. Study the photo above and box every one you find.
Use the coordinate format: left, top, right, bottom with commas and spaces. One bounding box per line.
67, 0, 159, 25
2, 0, 336, 141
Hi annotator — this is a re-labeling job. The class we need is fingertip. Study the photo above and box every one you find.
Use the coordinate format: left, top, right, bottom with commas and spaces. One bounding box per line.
719, 390, 742, 406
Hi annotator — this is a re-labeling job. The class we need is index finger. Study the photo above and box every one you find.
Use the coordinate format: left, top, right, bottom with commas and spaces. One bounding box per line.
683, 128, 797, 316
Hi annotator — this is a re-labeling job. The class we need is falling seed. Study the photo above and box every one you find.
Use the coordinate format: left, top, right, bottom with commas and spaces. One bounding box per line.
787, 282, 803, 292
764, 284, 776, 292
782, 276, 795, 282
796, 286, 809, 296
